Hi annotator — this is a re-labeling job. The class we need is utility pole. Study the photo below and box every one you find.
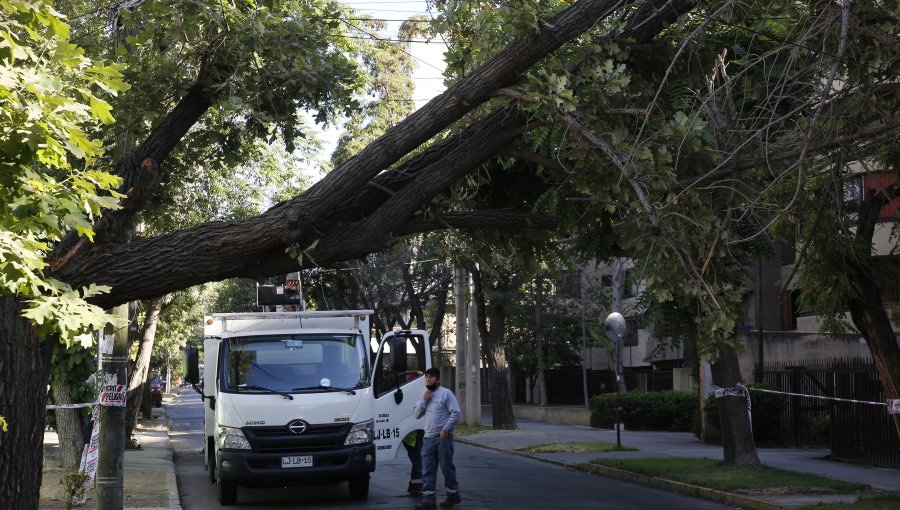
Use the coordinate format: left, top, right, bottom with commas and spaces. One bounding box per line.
604, 312, 626, 448
454, 267, 468, 423
465, 277, 481, 425
97, 303, 130, 509
581, 267, 590, 407
611, 259, 627, 393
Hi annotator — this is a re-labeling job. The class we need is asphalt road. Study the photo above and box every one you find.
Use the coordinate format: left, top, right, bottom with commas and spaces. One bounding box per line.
167, 390, 734, 509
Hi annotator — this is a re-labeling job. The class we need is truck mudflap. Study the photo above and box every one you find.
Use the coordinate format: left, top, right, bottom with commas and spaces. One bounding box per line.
216, 443, 376, 485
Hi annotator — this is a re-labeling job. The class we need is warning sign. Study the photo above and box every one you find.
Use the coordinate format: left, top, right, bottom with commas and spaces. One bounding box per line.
100, 385, 126, 407
888, 399, 900, 415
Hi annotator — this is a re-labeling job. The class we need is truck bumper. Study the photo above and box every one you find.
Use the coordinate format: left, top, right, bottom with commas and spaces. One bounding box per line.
215, 444, 376, 485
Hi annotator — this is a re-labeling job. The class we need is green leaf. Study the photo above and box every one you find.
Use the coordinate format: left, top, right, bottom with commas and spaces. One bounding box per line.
89, 95, 114, 123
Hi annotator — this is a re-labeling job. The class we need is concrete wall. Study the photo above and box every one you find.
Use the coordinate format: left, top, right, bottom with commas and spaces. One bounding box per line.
481, 404, 592, 427
736, 330, 873, 381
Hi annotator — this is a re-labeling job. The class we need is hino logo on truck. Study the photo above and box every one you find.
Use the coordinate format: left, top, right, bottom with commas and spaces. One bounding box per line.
287, 419, 309, 435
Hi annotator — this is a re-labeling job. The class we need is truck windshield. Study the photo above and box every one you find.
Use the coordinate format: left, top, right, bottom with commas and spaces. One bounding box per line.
221, 334, 369, 393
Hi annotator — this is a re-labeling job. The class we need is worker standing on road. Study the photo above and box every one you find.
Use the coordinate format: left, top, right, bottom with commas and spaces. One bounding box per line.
402, 429, 424, 496
413, 368, 462, 509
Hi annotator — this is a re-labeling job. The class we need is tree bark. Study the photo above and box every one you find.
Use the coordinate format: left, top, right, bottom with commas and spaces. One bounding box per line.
125, 297, 165, 442
50, 379, 85, 469
0, 297, 53, 510
428, 271, 453, 356
710, 347, 761, 466
472, 267, 518, 429
847, 183, 900, 438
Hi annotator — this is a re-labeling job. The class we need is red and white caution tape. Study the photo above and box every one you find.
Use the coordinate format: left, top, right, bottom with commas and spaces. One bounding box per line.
889, 399, 900, 415
713, 383, 753, 430
78, 406, 101, 499
749, 387, 888, 407
47, 384, 126, 410
46, 402, 96, 409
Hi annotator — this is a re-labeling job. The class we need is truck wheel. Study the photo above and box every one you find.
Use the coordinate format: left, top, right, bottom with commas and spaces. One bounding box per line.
218, 479, 237, 505
348, 475, 369, 500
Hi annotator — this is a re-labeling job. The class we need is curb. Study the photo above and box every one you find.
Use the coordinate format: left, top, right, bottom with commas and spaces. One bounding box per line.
456, 437, 787, 510
160, 398, 183, 510
574, 463, 786, 510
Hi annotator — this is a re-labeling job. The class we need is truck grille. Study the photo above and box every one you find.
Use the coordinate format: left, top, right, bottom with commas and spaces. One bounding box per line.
244, 423, 351, 454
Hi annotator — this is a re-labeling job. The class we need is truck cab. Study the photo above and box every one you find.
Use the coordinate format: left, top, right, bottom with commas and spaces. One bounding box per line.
197, 311, 430, 505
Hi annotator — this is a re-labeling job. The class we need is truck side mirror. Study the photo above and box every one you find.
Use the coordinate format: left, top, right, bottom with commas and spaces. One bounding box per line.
184, 347, 200, 384
391, 335, 408, 373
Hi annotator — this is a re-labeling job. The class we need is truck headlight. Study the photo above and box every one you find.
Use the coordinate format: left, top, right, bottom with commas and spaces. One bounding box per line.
218, 426, 251, 450
344, 419, 373, 446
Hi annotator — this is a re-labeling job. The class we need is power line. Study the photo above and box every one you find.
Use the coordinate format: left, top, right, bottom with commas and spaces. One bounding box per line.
340, 19, 446, 74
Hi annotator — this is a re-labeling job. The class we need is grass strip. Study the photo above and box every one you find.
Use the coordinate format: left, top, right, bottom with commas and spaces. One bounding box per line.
520, 441, 637, 453
590, 457, 868, 494
454, 424, 495, 436
800, 493, 900, 509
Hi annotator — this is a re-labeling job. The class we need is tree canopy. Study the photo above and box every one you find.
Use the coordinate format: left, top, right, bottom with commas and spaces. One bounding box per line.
1, 0, 898, 505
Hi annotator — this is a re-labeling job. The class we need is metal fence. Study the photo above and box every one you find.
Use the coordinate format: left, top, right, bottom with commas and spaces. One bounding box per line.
501, 367, 674, 405
759, 358, 900, 467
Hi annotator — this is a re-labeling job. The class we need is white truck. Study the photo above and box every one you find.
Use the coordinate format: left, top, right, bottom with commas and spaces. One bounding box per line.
194, 311, 431, 505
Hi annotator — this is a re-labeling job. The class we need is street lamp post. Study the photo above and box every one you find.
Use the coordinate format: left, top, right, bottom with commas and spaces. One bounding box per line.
604, 312, 626, 448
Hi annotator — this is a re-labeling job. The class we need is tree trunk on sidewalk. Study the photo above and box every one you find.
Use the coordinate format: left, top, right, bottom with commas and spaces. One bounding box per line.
0, 297, 54, 510
472, 267, 518, 430
710, 347, 760, 466
125, 297, 165, 443
50, 378, 85, 469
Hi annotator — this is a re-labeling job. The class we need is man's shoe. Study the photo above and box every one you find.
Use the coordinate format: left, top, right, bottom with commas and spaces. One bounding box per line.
408, 481, 423, 496
440, 493, 462, 508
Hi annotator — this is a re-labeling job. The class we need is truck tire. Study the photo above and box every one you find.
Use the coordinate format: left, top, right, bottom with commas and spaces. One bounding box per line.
218, 479, 237, 505
348, 475, 369, 500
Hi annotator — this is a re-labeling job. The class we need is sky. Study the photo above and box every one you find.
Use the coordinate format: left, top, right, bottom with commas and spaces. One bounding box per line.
303, 1, 448, 176
343, 0, 447, 111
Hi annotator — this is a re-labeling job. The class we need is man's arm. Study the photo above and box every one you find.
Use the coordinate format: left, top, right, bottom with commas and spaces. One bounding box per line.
441, 391, 462, 435
413, 391, 430, 419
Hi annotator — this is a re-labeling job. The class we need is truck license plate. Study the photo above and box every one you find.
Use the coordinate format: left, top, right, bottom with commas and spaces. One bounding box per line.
281, 455, 313, 468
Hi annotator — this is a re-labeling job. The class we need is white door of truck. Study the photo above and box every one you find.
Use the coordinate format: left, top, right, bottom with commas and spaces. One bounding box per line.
372, 330, 430, 461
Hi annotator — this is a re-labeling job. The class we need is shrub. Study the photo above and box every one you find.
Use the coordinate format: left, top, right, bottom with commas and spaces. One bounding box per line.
590, 390, 697, 431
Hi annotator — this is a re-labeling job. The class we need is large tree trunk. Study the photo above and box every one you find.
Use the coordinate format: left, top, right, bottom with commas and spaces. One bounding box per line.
472, 268, 517, 430
50, 379, 85, 469
847, 183, 900, 438
709, 347, 761, 466
0, 297, 54, 510
125, 297, 165, 442
48, 0, 653, 307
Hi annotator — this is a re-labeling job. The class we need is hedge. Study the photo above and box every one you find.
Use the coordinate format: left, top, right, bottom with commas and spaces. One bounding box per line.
590, 390, 696, 431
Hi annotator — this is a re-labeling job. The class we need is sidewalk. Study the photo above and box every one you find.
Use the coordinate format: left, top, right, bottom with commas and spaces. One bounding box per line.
41, 398, 181, 510
458, 418, 900, 510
